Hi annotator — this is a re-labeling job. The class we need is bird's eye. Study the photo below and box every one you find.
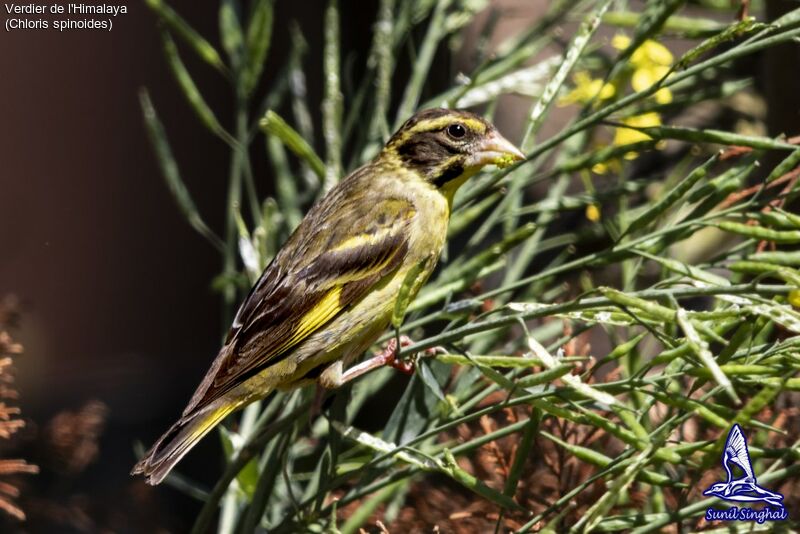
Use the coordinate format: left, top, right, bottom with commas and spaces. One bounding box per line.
447, 123, 466, 139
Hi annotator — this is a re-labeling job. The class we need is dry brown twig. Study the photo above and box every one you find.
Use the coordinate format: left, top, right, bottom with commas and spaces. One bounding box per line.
0, 296, 38, 521
718, 167, 800, 211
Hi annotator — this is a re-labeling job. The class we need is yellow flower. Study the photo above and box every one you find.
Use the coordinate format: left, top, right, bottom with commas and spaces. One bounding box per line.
789, 289, 800, 309
612, 34, 631, 50
558, 71, 615, 106
653, 87, 673, 104
613, 112, 661, 149
591, 157, 622, 175
632, 65, 670, 93
613, 34, 674, 69
631, 40, 674, 68
585, 204, 601, 222
613, 34, 674, 103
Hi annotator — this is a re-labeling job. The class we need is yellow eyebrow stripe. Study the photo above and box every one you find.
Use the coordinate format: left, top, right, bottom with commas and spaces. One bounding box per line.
394, 116, 486, 144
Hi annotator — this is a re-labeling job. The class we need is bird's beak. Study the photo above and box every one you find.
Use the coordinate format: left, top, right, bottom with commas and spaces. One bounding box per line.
467, 130, 525, 169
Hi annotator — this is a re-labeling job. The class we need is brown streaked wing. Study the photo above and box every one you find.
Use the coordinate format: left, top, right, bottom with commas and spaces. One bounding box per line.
182, 195, 416, 415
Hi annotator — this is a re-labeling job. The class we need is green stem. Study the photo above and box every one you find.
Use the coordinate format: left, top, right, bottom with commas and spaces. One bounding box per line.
399, 284, 790, 357
191, 401, 311, 534
236, 101, 262, 228
393, 0, 452, 129
321, 0, 343, 194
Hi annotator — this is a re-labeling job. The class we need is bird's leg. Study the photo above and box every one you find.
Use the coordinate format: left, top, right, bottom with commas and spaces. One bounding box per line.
318, 350, 394, 389
341, 336, 414, 382
318, 336, 446, 388
311, 384, 332, 418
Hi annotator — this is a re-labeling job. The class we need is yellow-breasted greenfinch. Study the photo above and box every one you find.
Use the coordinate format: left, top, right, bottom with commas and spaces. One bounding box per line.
132, 108, 524, 485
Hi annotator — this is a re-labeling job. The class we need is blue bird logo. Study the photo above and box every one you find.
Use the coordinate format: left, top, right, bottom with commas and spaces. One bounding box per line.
703, 424, 784, 508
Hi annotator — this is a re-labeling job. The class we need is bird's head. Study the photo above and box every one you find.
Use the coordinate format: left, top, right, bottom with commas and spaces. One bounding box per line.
384, 108, 524, 197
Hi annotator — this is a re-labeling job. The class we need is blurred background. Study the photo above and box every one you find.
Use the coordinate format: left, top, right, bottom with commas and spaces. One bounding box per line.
1, 0, 799, 532
1, 2, 380, 530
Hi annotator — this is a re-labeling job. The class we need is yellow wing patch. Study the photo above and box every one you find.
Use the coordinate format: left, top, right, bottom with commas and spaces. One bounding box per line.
331, 226, 396, 254
328, 200, 416, 281
272, 286, 343, 358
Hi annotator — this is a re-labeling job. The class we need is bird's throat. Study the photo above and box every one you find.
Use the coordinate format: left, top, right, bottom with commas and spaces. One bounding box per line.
439, 168, 478, 206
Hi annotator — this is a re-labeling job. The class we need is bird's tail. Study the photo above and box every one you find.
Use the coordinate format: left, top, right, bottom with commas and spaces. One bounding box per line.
131, 399, 242, 485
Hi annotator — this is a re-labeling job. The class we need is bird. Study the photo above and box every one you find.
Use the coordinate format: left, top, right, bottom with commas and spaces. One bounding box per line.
703, 424, 785, 508
131, 108, 524, 485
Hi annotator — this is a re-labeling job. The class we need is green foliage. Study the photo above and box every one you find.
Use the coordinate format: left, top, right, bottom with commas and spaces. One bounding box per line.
141, 0, 800, 532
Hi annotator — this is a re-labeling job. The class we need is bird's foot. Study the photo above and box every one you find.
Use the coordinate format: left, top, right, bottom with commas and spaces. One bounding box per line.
378, 335, 447, 375
321, 336, 447, 388
374, 335, 415, 374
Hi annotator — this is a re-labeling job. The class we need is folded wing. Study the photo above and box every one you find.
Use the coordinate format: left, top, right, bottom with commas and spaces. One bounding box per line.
183, 192, 417, 415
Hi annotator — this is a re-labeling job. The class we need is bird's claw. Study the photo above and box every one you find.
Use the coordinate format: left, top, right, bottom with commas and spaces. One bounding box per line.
380, 336, 415, 374
388, 358, 415, 375
378, 337, 446, 375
